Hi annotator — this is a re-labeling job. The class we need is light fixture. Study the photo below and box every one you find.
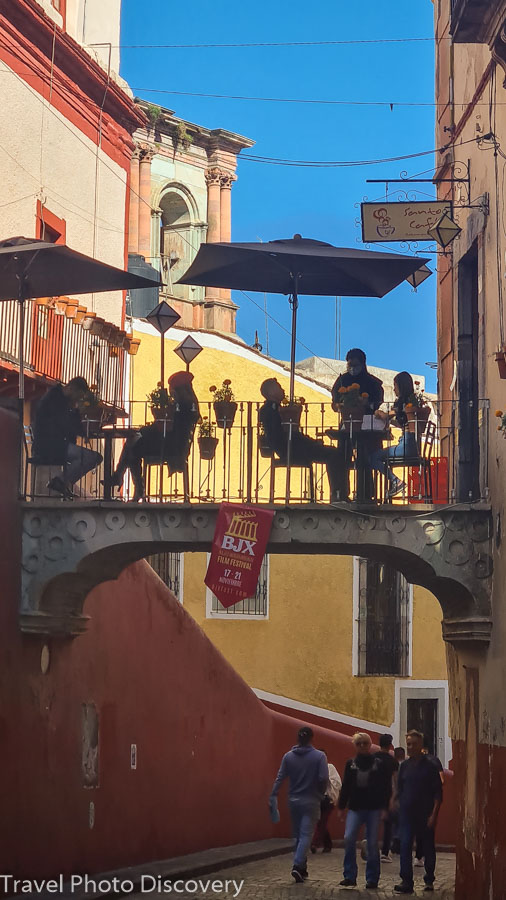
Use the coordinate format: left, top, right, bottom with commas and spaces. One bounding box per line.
406, 264, 433, 289
428, 212, 461, 249
146, 300, 180, 334
174, 334, 203, 367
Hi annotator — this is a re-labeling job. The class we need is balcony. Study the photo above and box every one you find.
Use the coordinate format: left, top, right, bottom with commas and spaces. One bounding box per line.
451, 0, 506, 44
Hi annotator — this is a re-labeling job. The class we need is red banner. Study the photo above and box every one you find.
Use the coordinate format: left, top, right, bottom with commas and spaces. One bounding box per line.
205, 503, 275, 609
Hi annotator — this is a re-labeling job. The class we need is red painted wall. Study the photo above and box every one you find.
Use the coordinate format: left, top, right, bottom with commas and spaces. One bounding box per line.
0, 408, 455, 879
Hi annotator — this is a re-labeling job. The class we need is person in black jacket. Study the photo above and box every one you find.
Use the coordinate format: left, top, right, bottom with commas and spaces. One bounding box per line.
33, 377, 103, 497
337, 732, 389, 890
374, 733, 399, 862
109, 371, 199, 501
331, 349, 384, 501
259, 378, 346, 500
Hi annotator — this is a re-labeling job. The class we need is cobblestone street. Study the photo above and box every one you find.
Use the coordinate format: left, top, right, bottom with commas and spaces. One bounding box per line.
131, 849, 455, 900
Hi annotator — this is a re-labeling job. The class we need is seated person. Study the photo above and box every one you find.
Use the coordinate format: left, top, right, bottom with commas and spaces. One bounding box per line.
331, 348, 384, 502
259, 378, 346, 500
369, 371, 420, 498
33, 376, 103, 498
110, 370, 199, 501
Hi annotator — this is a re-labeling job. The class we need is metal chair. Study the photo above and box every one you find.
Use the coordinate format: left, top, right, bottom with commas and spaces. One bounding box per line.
269, 458, 316, 502
23, 424, 37, 499
389, 420, 436, 502
143, 457, 190, 502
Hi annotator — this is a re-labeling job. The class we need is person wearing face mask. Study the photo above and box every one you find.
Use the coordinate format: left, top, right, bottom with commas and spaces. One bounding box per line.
369, 371, 420, 499
330, 350, 384, 500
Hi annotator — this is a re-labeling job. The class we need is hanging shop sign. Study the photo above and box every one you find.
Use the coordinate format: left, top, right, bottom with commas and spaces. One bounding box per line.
205, 503, 274, 609
361, 201, 452, 243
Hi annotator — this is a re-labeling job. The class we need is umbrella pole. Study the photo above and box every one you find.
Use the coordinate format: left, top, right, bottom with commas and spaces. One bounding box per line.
286, 277, 299, 503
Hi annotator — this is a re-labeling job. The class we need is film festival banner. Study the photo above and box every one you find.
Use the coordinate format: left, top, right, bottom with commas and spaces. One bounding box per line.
205, 503, 275, 609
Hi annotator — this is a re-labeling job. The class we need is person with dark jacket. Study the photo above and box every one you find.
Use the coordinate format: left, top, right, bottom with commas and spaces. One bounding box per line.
259, 378, 346, 500
109, 371, 199, 501
331, 349, 384, 501
33, 376, 103, 497
374, 733, 399, 862
338, 732, 388, 890
393, 730, 443, 894
270, 726, 329, 883
370, 371, 421, 499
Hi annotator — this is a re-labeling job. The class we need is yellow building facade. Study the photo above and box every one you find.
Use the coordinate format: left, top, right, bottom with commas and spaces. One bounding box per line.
130, 320, 451, 762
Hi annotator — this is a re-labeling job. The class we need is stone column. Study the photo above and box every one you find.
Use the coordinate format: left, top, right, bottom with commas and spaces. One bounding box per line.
205, 167, 222, 243
138, 149, 154, 261
220, 173, 235, 301
203, 168, 238, 333
128, 148, 141, 253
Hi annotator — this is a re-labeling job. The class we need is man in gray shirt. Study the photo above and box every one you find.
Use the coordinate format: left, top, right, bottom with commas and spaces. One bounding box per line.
270, 726, 329, 882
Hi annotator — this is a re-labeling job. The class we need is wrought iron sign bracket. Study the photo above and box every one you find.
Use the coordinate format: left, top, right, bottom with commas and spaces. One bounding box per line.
366, 159, 473, 207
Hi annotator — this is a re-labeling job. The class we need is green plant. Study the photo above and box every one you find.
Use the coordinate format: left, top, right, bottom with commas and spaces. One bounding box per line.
405, 380, 428, 410
198, 416, 214, 438
78, 384, 101, 415
495, 409, 506, 436
280, 395, 305, 407
147, 382, 174, 412
175, 121, 193, 149
146, 104, 162, 127
335, 383, 369, 409
210, 379, 235, 402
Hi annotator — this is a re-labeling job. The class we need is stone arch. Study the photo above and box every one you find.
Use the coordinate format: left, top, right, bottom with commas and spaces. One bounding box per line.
20, 504, 493, 643
156, 183, 204, 301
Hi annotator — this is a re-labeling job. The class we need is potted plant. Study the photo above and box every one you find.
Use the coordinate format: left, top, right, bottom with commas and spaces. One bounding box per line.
495, 409, 506, 436
210, 380, 237, 429
258, 423, 273, 458
279, 395, 305, 430
78, 384, 104, 436
404, 381, 431, 435
147, 383, 175, 429
335, 383, 370, 429
198, 417, 219, 460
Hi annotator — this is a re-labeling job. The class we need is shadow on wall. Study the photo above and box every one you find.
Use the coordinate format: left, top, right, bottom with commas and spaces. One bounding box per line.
0, 408, 456, 878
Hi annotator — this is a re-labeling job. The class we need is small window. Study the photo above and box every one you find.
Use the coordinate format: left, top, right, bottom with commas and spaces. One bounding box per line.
207, 555, 269, 618
356, 558, 410, 676
36, 201, 66, 245
148, 552, 182, 602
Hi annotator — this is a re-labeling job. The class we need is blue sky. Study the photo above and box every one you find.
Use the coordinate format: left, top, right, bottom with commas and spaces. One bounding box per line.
120, 0, 437, 389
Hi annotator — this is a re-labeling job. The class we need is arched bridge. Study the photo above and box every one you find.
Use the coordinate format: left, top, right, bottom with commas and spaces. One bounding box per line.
20, 501, 493, 645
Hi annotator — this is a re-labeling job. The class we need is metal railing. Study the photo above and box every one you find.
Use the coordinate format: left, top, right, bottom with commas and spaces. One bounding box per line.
0, 300, 126, 407
21, 398, 490, 506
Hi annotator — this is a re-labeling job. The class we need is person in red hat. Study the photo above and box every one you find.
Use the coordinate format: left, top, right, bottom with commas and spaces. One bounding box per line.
108, 371, 199, 500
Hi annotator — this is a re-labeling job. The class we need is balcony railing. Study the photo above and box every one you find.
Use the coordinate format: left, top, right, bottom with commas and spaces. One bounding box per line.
22, 399, 490, 507
0, 300, 127, 408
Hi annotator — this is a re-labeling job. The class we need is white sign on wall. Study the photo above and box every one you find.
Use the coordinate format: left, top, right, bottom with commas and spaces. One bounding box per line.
361, 201, 452, 243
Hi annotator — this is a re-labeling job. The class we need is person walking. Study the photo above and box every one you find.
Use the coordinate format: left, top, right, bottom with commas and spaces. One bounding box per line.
33, 376, 103, 497
393, 730, 443, 894
374, 733, 399, 863
391, 747, 406, 854
310, 750, 341, 853
337, 732, 388, 890
269, 726, 329, 883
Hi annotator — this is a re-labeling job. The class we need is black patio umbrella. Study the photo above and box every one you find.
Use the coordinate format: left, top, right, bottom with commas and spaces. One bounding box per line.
177, 235, 429, 400
0, 237, 161, 403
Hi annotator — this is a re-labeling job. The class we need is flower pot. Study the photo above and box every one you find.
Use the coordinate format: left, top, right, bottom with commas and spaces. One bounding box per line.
127, 337, 141, 356
35, 296, 51, 307
279, 403, 303, 429
214, 400, 237, 429
53, 297, 68, 316
82, 311, 97, 331
90, 316, 105, 337
405, 405, 430, 435
198, 435, 219, 460
111, 328, 126, 348
258, 434, 273, 458
74, 305, 87, 324
151, 406, 175, 430
65, 298, 79, 319
338, 404, 366, 431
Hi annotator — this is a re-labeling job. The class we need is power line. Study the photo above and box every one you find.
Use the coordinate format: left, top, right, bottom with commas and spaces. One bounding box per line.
99, 38, 437, 49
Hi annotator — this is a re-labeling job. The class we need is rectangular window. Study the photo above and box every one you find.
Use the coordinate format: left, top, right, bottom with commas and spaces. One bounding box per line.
207, 555, 269, 618
356, 558, 410, 676
147, 552, 183, 602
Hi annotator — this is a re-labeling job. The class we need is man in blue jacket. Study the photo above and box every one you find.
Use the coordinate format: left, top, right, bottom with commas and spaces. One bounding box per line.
270, 726, 329, 883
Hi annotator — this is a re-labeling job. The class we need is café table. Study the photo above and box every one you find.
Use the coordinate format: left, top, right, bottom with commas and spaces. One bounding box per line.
99, 425, 140, 500
325, 419, 391, 502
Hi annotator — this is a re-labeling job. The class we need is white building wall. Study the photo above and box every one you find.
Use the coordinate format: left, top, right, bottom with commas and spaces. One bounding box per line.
1, 58, 127, 324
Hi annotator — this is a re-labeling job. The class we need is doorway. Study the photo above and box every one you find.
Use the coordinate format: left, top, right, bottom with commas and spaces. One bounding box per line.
398, 685, 448, 765
407, 697, 438, 754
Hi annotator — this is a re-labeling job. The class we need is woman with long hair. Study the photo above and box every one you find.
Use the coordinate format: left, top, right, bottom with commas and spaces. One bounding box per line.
369, 371, 420, 498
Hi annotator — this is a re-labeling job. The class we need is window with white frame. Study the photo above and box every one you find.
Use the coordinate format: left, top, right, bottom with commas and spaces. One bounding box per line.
206, 555, 269, 618
356, 558, 410, 676
147, 552, 183, 602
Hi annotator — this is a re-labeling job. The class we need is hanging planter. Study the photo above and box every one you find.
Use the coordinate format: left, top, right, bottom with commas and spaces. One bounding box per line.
100, 322, 113, 342
279, 400, 304, 430
198, 436, 219, 460
495, 349, 506, 379
90, 316, 105, 337
213, 400, 237, 429
82, 311, 97, 331
405, 405, 430, 435
65, 298, 79, 319
53, 296, 68, 316
113, 328, 126, 348
74, 305, 87, 324
127, 337, 141, 356
35, 296, 51, 307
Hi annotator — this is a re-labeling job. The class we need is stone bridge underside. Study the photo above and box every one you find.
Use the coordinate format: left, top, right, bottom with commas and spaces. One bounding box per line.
20, 502, 494, 644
